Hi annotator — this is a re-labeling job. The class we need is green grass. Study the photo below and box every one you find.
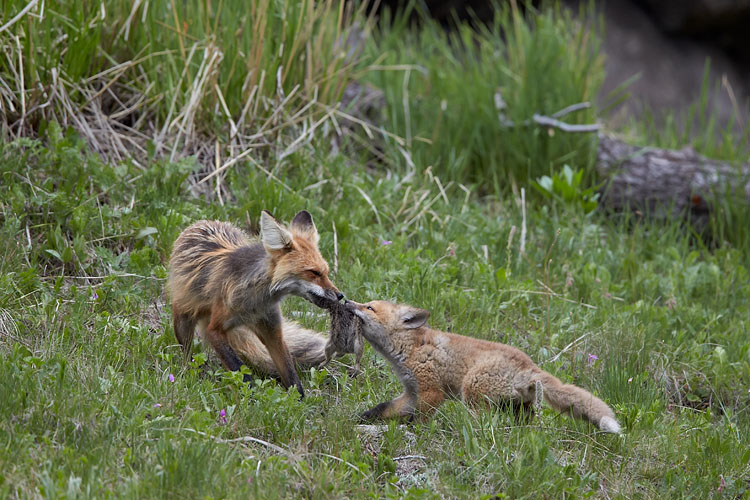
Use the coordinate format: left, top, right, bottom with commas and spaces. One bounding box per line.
1, 124, 749, 498
623, 61, 750, 161
0, 0, 366, 160
361, 2, 604, 191
1, 0, 750, 498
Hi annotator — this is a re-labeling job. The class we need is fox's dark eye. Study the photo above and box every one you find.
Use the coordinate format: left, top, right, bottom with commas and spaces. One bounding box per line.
309, 269, 322, 277
366, 305, 375, 312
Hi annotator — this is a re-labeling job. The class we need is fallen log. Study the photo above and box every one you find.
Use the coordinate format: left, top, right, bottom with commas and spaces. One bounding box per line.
596, 134, 750, 224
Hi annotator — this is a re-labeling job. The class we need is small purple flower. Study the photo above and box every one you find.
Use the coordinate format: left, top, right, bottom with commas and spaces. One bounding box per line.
628, 377, 633, 383
153, 403, 162, 408
91, 289, 98, 300
381, 239, 392, 246
218, 408, 228, 425
168, 373, 175, 383
587, 353, 598, 366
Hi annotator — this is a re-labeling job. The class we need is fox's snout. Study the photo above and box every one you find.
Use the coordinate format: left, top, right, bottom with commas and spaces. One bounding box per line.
343, 300, 370, 322
320, 277, 343, 301
322, 285, 344, 302
306, 283, 345, 309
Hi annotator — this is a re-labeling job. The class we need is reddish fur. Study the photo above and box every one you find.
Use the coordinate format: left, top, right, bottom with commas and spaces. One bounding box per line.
167, 214, 340, 397
271, 236, 335, 291
350, 300, 621, 433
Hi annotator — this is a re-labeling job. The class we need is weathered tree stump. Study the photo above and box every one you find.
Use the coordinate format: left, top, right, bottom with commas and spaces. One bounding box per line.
596, 134, 750, 223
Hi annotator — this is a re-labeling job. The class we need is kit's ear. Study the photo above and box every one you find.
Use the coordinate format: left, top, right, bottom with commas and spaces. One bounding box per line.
401, 306, 430, 329
260, 210, 292, 251
290, 210, 319, 245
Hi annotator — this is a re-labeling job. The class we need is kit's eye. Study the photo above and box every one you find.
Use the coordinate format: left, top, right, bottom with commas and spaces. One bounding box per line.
366, 305, 375, 312
308, 269, 322, 277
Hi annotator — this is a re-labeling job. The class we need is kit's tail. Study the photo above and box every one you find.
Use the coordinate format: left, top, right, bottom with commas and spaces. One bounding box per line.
538, 371, 621, 433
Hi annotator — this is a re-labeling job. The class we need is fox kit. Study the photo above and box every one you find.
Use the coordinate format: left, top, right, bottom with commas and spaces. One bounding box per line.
167, 210, 343, 397
346, 300, 621, 434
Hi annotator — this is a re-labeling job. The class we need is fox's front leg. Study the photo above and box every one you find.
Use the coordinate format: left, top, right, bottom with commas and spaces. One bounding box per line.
253, 311, 304, 398
205, 302, 252, 384
173, 305, 196, 361
360, 392, 417, 422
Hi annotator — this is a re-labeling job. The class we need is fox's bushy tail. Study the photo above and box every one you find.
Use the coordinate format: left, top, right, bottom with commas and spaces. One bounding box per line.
537, 371, 621, 434
227, 320, 327, 376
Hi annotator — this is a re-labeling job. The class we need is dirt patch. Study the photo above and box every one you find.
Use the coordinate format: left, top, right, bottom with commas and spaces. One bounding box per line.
355, 424, 435, 487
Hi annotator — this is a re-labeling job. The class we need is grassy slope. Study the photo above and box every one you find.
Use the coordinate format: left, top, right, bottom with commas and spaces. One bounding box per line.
1, 1, 750, 499
1, 126, 749, 498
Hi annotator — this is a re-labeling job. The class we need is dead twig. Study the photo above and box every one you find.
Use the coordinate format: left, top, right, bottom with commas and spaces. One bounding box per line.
497, 100, 600, 133
393, 455, 427, 461
541, 332, 590, 365
180, 428, 288, 455
0, 0, 39, 35
531, 114, 601, 133
332, 220, 339, 275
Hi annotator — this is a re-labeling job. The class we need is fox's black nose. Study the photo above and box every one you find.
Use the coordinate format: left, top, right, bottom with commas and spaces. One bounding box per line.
336, 292, 345, 301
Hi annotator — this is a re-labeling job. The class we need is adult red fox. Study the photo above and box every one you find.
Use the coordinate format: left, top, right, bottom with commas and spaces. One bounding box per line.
345, 300, 621, 433
167, 211, 343, 397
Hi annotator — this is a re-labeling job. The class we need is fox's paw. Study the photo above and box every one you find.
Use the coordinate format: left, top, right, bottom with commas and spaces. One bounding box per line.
347, 365, 362, 378
358, 409, 378, 423
359, 402, 390, 422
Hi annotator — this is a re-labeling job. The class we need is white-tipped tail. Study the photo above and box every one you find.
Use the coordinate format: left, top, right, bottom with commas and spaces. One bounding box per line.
538, 371, 620, 434
599, 416, 622, 434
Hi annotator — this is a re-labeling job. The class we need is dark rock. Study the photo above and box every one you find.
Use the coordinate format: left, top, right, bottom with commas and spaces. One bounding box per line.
573, 0, 750, 128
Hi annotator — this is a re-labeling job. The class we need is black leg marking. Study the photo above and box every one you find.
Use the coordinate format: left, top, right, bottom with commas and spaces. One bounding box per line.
215, 343, 245, 372
360, 401, 391, 422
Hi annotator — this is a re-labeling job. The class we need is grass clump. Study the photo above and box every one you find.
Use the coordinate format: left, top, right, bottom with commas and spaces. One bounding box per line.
625, 62, 750, 162
0, 0, 366, 161
363, 3, 603, 192
1, 126, 749, 497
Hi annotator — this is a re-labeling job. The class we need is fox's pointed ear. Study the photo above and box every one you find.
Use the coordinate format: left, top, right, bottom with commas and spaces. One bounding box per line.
290, 210, 319, 245
260, 210, 293, 251
401, 307, 429, 329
